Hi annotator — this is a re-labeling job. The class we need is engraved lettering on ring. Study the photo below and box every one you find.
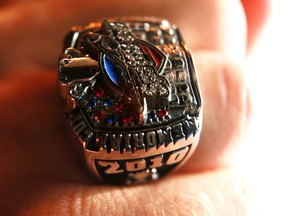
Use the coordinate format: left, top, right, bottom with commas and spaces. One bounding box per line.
58, 18, 202, 184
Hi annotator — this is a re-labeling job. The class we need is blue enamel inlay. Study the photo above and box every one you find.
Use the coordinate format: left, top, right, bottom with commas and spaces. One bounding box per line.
103, 54, 121, 86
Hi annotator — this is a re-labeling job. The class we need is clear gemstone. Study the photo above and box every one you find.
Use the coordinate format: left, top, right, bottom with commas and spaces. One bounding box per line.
177, 70, 186, 82
159, 88, 168, 96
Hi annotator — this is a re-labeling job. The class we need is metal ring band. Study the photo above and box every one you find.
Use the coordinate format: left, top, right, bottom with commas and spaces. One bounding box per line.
58, 17, 202, 185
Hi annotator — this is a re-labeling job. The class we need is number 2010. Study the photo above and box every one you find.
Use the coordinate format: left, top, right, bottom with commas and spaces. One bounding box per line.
97, 147, 189, 174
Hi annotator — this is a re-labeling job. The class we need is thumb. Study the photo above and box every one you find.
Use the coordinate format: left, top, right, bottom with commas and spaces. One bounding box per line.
180, 51, 251, 172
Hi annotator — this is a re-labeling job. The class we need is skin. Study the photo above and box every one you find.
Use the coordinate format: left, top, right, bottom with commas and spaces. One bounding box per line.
0, 0, 269, 215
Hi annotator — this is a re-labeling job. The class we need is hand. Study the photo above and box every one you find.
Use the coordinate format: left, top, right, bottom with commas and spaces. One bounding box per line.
0, 0, 269, 215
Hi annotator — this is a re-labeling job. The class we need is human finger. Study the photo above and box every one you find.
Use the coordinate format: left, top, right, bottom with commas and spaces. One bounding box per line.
0, 0, 245, 71
0, 71, 251, 214
181, 51, 250, 171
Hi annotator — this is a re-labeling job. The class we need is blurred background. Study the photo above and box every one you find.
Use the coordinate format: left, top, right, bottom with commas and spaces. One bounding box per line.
242, 1, 288, 215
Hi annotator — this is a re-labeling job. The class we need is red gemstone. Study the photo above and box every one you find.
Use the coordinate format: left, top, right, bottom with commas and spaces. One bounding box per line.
95, 89, 104, 97
122, 117, 128, 123
94, 115, 100, 121
128, 115, 134, 122
94, 111, 105, 121
115, 104, 123, 111
157, 109, 167, 117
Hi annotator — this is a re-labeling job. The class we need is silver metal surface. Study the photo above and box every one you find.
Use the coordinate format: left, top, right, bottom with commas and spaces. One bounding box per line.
58, 17, 202, 185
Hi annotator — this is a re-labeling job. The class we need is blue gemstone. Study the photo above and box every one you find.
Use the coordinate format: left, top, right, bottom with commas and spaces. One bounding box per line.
148, 112, 156, 119
107, 115, 118, 124
107, 118, 113, 124
87, 99, 97, 109
104, 99, 112, 107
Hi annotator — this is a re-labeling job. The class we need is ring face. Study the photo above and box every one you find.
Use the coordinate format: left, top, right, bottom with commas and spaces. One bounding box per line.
58, 17, 202, 185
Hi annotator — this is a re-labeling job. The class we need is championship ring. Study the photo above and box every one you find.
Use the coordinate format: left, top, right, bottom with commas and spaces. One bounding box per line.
58, 17, 202, 185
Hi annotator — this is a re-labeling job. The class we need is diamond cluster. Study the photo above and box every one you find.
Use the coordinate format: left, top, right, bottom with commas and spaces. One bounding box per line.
108, 22, 170, 98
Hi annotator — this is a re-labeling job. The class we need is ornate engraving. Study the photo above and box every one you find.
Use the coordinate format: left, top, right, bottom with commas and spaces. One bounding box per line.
58, 18, 202, 184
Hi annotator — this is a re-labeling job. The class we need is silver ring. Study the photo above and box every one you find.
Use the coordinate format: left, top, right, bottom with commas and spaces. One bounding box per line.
58, 17, 202, 185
